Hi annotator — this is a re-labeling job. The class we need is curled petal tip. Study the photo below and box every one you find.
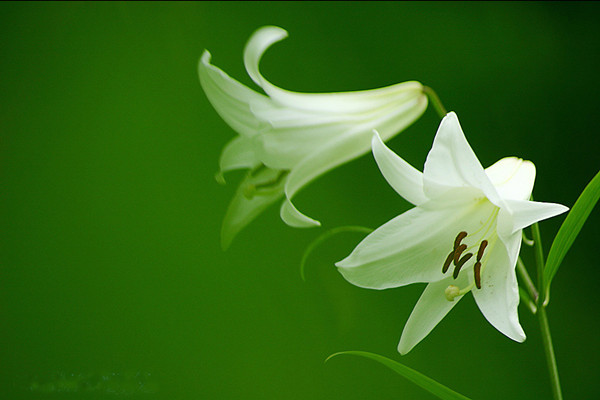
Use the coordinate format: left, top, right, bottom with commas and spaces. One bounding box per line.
200, 50, 212, 67
252, 25, 288, 39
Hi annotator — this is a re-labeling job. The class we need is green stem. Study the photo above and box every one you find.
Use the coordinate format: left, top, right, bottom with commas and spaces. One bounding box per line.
518, 287, 537, 314
531, 222, 563, 400
422, 86, 447, 118
516, 257, 538, 305
300, 226, 373, 281
531, 223, 546, 303
538, 305, 563, 400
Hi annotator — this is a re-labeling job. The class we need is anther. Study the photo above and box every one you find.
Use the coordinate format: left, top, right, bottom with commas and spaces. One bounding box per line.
453, 244, 467, 265
477, 240, 488, 262
243, 184, 257, 199
474, 261, 482, 289
445, 285, 461, 301
454, 231, 467, 250
442, 251, 454, 273
453, 253, 473, 279
214, 171, 226, 185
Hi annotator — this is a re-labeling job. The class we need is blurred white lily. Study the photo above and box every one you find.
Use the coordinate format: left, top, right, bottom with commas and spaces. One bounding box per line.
199, 26, 428, 248
336, 112, 568, 354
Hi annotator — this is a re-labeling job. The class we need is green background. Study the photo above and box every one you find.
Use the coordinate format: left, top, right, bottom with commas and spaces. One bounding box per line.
1, 2, 598, 399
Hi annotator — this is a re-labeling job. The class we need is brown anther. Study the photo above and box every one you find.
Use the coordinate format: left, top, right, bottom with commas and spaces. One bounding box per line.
477, 240, 488, 262
454, 231, 468, 250
453, 253, 473, 279
442, 251, 455, 273
453, 244, 467, 265
474, 261, 482, 289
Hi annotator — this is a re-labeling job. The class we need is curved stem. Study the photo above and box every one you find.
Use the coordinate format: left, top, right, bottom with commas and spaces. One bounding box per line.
422, 86, 447, 118
517, 257, 538, 305
531, 222, 563, 400
531, 223, 546, 304
300, 226, 373, 281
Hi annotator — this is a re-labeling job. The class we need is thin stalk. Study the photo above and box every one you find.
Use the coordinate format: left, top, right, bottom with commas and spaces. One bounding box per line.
531, 222, 563, 400
522, 231, 535, 246
422, 86, 447, 118
519, 287, 537, 314
538, 305, 563, 400
516, 257, 538, 304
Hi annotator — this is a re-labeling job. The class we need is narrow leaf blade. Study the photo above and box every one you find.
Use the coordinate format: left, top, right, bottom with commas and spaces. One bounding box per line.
544, 170, 600, 305
327, 351, 471, 400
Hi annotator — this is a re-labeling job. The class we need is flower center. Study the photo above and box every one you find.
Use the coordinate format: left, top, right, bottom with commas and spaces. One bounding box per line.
442, 207, 499, 301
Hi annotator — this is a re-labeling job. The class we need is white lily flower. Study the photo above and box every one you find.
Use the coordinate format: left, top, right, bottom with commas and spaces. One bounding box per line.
199, 26, 428, 248
336, 112, 568, 354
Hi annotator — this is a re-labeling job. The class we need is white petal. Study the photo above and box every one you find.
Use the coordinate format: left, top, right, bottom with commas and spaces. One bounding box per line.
497, 198, 569, 238
256, 93, 427, 170
398, 274, 470, 355
279, 197, 321, 228
243, 26, 427, 113
221, 167, 286, 249
219, 136, 260, 173
198, 51, 271, 138
472, 233, 526, 342
372, 131, 427, 206
279, 129, 374, 227
485, 157, 536, 201
336, 191, 495, 289
243, 26, 289, 89
423, 112, 500, 205
278, 96, 426, 227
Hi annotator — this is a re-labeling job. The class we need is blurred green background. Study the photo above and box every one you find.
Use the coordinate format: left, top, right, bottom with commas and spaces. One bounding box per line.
1, 2, 599, 399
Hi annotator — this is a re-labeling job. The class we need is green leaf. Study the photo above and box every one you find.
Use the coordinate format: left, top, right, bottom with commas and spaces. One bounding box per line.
327, 351, 471, 400
544, 170, 600, 305
300, 226, 372, 281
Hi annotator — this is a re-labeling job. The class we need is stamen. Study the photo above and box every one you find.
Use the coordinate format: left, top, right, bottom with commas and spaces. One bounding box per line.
243, 170, 289, 199
454, 231, 467, 250
243, 184, 257, 199
254, 170, 287, 190
474, 261, 482, 289
445, 285, 461, 301
453, 253, 473, 279
477, 240, 488, 261
442, 251, 454, 273
453, 244, 467, 265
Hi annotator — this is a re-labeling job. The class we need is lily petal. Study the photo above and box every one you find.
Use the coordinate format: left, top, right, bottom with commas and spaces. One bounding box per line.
278, 95, 428, 227
423, 112, 500, 205
398, 274, 470, 355
472, 232, 526, 342
219, 136, 260, 173
336, 190, 494, 289
221, 167, 286, 249
372, 131, 427, 206
253, 95, 426, 170
498, 198, 569, 238
279, 129, 374, 228
199, 51, 271, 138
485, 157, 536, 201
243, 26, 426, 113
